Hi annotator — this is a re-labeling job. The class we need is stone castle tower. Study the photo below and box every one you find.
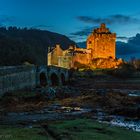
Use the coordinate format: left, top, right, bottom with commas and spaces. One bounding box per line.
87, 23, 116, 59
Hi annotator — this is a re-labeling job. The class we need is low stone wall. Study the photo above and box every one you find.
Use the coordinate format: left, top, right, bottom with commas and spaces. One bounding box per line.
0, 66, 36, 96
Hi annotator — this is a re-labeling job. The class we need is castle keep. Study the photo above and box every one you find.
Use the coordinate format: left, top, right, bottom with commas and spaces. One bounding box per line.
48, 24, 122, 69
87, 23, 116, 59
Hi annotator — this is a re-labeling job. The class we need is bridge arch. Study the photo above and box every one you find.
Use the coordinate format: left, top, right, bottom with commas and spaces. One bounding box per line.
37, 66, 69, 87
39, 72, 47, 87
61, 73, 66, 85
50, 72, 59, 86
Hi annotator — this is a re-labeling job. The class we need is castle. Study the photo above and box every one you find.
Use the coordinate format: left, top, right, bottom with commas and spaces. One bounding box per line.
48, 23, 123, 69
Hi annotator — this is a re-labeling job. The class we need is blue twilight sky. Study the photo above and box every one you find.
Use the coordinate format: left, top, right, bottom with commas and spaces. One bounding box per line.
0, 0, 140, 42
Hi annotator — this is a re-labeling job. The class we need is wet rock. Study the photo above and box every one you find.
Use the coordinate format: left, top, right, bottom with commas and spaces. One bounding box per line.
46, 87, 56, 99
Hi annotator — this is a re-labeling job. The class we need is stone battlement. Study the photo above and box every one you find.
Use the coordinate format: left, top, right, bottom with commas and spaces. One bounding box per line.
93, 33, 116, 38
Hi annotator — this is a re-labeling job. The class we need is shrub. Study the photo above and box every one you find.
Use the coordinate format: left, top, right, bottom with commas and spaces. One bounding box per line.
131, 59, 140, 71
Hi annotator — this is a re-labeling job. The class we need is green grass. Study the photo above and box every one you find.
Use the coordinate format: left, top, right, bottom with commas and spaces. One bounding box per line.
0, 119, 140, 140
0, 125, 49, 140
48, 119, 140, 140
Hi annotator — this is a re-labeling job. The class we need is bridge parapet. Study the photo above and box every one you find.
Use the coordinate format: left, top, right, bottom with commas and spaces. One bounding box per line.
0, 65, 35, 76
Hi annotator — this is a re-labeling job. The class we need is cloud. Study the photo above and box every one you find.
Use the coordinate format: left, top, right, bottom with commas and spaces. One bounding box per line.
117, 36, 129, 40
71, 27, 94, 36
70, 26, 98, 41
68, 35, 87, 42
71, 14, 140, 41
77, 14, 140, 25
117, 36, 129, 42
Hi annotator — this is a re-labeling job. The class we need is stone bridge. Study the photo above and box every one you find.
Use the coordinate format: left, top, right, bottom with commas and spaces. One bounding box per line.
0, 65, 70, 96
36, 65, 69, 87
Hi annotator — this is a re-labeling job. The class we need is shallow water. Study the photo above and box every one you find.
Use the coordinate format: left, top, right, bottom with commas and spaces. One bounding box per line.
0, 105, 92, 124
113, 89, 140, 96
0, 105, 139, 132
91, 108, 140, 132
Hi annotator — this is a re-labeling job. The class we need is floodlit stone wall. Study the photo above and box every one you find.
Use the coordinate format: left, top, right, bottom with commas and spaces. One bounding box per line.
48, 45, 63, 66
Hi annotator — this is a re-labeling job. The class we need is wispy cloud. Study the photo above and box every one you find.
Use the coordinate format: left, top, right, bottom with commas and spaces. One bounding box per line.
117, 36, 128, 40
70, 26, 98, 41
117, 36, 129, 42
77, 14, 140, 25
69, 26, 98, 41
71, 27, 95, 36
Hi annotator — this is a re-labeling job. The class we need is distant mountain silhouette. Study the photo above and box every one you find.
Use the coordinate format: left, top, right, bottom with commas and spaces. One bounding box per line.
116, 34, 140, 60
0, 27, 76, 65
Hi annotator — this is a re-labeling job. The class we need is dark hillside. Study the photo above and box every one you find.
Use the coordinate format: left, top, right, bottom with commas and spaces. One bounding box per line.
0, 27, 75, 65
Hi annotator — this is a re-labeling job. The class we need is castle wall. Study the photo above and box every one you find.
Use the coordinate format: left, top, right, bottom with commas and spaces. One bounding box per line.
48, 45, 92, 69
48, 45, 63, 66
73, 53, 91, 65
58, 56, 73, 69
92, 35, 116, 59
